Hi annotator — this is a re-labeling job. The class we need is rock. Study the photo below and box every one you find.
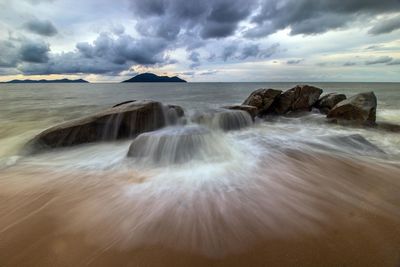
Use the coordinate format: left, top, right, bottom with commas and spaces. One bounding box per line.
327, 92, 377, 125
191, 109, 253, 131
222, 105, 258, 119
273, 85, 323, 114
242, 89, 282, 115
376, 122, 400, 133
113, 100, 136, 108
127, 125, 214, 164
26, 100, 184, 152
167, 105, 184, 117
316, 93, 347, 114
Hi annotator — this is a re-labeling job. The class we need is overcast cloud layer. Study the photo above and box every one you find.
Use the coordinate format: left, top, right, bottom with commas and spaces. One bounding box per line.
0, 0, 399, 82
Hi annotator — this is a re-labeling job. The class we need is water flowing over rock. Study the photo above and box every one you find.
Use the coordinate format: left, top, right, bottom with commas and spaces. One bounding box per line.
127, 125, 230, 165
242, 88, 282, 115
222, 105, 258, 119
191, 109, 253, 131
327, 92, 377, 125
273, 85, 323, 114
315, 93, 347, 114
26, 100, 184, 152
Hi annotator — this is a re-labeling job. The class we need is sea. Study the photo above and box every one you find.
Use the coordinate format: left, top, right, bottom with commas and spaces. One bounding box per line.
0, 82, 400, 266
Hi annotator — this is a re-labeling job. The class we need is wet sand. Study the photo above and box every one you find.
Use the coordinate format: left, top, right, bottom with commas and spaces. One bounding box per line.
1, 152, 400, 267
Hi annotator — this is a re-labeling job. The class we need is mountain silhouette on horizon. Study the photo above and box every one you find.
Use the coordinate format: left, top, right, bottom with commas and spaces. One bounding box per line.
122, 73, 187, 83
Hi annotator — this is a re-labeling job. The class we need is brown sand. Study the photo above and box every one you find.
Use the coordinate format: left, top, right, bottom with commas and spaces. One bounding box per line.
0, 153, 400, 267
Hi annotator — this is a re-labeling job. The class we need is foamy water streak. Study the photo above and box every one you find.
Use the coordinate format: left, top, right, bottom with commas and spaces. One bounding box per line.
2, 148, 399, 262
127, 125, 235, 165
191, 109, 253, 131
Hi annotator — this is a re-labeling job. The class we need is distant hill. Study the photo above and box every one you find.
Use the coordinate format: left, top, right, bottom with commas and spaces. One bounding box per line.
4, 78, 89, 83
122, 73, 187, 83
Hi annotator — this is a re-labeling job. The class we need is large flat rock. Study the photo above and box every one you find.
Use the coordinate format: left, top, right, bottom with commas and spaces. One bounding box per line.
26, 100, 184, 152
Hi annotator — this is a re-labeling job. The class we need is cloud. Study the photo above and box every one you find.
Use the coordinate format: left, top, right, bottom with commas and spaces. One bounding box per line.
368, 15, 400, 35
130, 0, 257, 40
287, 59, 304, 65
199, 69, 218, 76
188, 51, 200, 68
246, 0, 400, 38
239, 44, 260, 60
24, 18, 58, 36
76, 33, 169, 65
25, 0, 55, 5
365, 56, 393, 65
0, 40, 19, 67
387, 59, 400, 65
18, 32, 174, 75
221, 45, 238, 61
221, 43, 279, 61
0, 36, 50, 67
20, 40, 50, 63
343, 62, 357, 66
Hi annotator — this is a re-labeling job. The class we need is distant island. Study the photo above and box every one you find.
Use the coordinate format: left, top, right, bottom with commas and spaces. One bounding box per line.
3, 78, 89, 84
122, 73, 186, 83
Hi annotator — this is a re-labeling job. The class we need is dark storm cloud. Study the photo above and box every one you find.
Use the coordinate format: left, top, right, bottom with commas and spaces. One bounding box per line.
365, 56, 393, 65
246, 0, 400, 37
24, 18, 58, 36
129, 0, 257, 40
20, 39, 50, 63
0, 40, 19, 67
18, 33, 172, 75
368, 15, 400, 35
18, 52, 130, 75
0, 37, 50, 67
76, 32, 170, 66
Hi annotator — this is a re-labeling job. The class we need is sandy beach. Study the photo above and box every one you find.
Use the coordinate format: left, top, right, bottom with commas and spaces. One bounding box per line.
1, 151, 399, 267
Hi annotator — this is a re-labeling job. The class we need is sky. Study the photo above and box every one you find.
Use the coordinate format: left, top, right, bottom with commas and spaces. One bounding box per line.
0, 0, 399, 82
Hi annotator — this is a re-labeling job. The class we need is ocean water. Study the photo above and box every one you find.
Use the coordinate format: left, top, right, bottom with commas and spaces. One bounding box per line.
0, 82, 400, 265
0, 82, 399, 165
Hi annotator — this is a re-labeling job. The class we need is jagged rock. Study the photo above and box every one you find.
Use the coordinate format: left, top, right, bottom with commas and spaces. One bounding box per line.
222, 105, 258, 119
327, 92, 377, 125
273, 85, 323, 114
242, 89, 282, 115
316, 93, 347, 114
26, 100, 184, 152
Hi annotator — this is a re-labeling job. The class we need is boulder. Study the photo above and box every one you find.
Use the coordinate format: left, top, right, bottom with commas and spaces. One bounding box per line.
242, 89, 282, 115
26, 100, 184, 152
222, 105, 258, 119
191, 109, 253, 131
273, 85, 323, 114
316, 93, 347, 114
327, 92, 377, 125
127, 125, 214, 165
112, 100, 136, 108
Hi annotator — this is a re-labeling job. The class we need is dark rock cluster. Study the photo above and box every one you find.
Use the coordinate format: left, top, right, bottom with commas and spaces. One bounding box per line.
226, 85, 377, 126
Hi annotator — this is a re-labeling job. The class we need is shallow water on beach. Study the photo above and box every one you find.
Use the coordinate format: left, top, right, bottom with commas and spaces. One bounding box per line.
0, 82, 400, 266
